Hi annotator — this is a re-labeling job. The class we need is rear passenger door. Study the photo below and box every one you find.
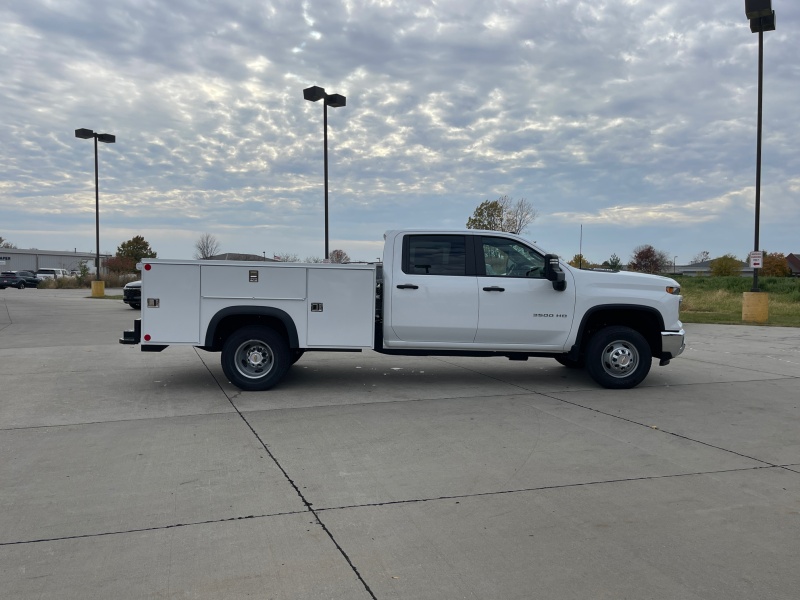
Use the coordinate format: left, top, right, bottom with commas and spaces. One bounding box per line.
389, 234, 479, 343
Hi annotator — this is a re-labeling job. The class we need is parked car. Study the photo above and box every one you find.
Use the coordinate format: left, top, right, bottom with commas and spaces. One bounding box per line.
36, 268, 71, 280
123, 280, 141, 309
0, 270, 42, 289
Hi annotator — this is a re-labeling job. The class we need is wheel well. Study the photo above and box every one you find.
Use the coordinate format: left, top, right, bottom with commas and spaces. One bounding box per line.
575, 307, 663, 358
207, 314, 292, 352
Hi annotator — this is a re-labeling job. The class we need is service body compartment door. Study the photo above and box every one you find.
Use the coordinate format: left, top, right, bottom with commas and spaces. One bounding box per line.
141, 264, 201, 344
200, 265, 306, 300
307, 267, 375, 347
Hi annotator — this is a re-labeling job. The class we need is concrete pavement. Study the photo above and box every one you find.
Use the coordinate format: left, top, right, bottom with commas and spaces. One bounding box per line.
1, 287, 799, 599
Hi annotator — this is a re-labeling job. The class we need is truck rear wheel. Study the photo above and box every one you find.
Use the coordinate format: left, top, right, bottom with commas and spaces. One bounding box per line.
585, 326, 651, 389
221, 326, 290, 391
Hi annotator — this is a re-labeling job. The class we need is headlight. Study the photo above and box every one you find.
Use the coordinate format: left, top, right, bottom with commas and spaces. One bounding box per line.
666, 286, 681, 295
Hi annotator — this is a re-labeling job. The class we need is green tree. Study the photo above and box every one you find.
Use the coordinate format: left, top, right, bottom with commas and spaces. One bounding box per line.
466, 195, 537, 234
709, 254, 742, 277
116, 235, 157, 272
568, 254, 593, 269
607, 253, 622, 271
629, 245, 670, 274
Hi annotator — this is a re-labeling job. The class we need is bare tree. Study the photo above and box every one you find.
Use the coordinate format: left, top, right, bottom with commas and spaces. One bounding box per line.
273, 252, 299, 262
691, 250, 711, 264
329, 249, 350, 263
194, 233, 220, 259
466, 195, 538, 234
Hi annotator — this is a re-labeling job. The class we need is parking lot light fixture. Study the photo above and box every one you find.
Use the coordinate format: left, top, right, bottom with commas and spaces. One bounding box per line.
74, 128, 116, 286
741, 1, 775, 323
303, 86, 347, 260
744, 1, 775, 293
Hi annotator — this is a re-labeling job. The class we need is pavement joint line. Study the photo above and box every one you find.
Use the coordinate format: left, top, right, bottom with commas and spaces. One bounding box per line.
434, 355, 799, 391
0, 510, 307, 547
4, 464, 793, 547
0, 299, 11, 332
535, 391, 782, 468
432, 357, 798, 398
0, 410, 238, 432
196, 349, 379, 600
673, 355, 800, 379
432, 358, 786, 468
314, 464, 784, 513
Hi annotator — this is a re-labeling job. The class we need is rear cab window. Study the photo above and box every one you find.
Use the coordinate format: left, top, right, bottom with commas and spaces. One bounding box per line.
402, 235, 473, 276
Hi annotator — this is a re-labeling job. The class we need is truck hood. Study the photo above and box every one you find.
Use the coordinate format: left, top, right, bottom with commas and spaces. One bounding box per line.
567, 267, 679, 292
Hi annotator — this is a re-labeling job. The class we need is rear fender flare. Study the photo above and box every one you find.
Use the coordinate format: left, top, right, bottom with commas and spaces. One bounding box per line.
205, 306, 299, 350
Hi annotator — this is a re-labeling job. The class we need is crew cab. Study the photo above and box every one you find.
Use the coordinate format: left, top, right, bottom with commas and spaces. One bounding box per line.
121, 230, 684, 391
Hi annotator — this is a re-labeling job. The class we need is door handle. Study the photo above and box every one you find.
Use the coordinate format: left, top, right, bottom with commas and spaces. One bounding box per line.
482, 286, 505, 292
396, 284, 419, 289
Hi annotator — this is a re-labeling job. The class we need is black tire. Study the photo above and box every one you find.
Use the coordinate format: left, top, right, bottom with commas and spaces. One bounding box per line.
17, 282, 25, 289
221, 326, 290, 391
555, 355, 584, 369
585, 326, 651, 389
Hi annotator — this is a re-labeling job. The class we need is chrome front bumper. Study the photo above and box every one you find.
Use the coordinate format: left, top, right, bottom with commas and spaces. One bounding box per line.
661, 329, 686, 360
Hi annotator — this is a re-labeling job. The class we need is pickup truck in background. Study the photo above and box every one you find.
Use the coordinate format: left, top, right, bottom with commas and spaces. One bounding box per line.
121, 230, 685, 391
36, 268, 71, 280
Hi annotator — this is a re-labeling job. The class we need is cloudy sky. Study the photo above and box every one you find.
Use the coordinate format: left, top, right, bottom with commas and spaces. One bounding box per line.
2, 0, 797, 265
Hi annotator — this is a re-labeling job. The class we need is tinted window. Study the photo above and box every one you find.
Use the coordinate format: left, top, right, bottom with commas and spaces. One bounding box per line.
404, 235, 467, 276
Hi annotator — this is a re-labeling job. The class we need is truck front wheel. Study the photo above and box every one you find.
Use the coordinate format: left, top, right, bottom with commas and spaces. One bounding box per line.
221, 326, 290, 391
585, 326, 651, 389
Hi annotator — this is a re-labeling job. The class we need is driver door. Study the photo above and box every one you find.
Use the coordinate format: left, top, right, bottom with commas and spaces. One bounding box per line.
475, 236, 576, 349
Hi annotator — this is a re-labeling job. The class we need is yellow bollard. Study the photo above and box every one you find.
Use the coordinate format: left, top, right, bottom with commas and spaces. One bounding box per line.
742, 291, 769, 323
91, 280, 105, 298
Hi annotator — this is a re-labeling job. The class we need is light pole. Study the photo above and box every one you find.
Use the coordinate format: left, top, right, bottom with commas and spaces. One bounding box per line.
744, 1, 775, 293
75, 128, 115, 285
673, 256, 677, 275
303, 86, 346, 260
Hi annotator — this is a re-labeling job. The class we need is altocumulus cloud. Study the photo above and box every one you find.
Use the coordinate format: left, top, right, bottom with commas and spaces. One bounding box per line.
1, 0, 798, 263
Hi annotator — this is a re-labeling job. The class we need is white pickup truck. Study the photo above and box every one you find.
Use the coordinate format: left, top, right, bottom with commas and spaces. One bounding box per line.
120, 229, 684, 390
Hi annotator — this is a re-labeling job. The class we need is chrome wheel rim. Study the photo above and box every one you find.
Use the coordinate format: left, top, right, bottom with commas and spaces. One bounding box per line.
234, 339, 274, 379
600, 340, 639, 378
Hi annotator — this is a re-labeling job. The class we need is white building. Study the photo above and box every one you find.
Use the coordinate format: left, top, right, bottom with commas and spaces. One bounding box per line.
0, 248, 111, 275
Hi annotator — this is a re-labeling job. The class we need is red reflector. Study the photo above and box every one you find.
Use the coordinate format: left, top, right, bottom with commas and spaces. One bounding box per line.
144, 264, 152, 271
144, 334, 151, 341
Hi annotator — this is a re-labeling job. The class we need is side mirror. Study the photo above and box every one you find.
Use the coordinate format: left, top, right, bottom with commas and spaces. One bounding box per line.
544, 254, 566, 291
